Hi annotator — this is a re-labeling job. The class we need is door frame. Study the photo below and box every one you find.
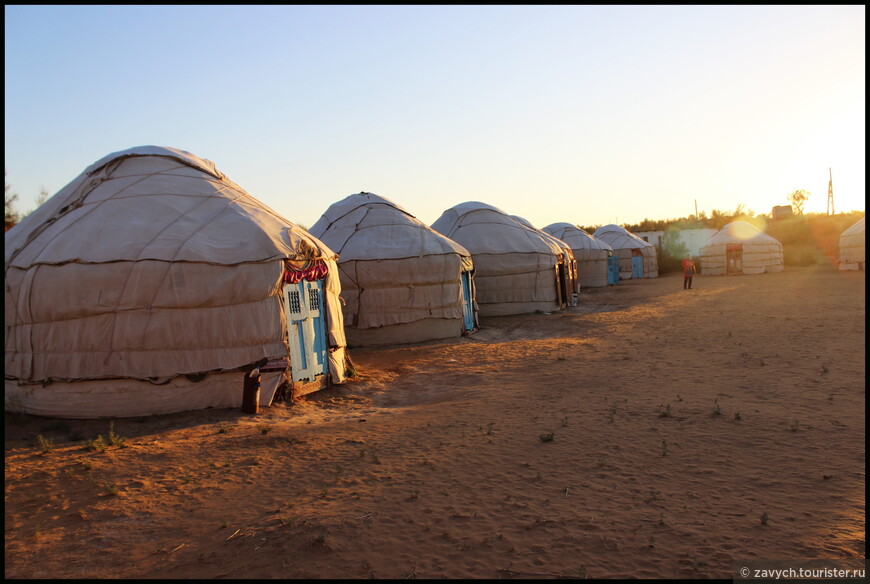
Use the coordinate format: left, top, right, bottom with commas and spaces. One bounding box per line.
284, 278, 329, 383
631, 254, 644, 278
726, 245, 743, 275
460, 270, 477, 332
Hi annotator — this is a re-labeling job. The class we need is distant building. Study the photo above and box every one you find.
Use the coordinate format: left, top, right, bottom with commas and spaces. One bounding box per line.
634, 230, 665, 248
673, 228, 718, 258
632, 228, 717, 258
699, 221, 784, 275
771, 205, 794, 220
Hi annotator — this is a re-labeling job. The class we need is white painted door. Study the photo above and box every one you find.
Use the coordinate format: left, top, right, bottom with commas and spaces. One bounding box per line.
284, 279, 329, 383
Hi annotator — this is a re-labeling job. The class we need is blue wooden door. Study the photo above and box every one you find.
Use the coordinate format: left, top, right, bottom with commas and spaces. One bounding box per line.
284, 279, 329, 383
631, 255, 644, 279
460, 271, 476, 332
607, 256, 620, 285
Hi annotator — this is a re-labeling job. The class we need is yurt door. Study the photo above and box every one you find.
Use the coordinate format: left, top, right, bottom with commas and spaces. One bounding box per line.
284, 279, 329, 383
631, 255, 644, 278
607, 256, 620, 285
460, 271, 476, 332
556, 262, 569, 307
726, 245, 743, 274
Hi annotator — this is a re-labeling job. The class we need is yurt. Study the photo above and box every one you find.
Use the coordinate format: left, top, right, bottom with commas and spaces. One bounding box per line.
4, 146, 348, 419
697, 220, 784, 275
838, 217, 865, 271
593, 224, 659, 279
431, 202, 570, 316
309, 192, 478, 347
544, 222, 614, 288
510, 215, 579, 301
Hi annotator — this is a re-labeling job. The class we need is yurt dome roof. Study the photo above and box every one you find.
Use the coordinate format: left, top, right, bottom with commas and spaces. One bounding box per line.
309, 192, 471, 262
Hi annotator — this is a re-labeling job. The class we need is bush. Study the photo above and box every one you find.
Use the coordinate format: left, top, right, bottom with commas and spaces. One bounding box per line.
770, 212, 864, 266
783, 244, 820, 267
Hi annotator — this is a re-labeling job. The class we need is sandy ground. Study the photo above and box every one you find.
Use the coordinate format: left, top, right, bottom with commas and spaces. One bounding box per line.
4, 264, 865, 579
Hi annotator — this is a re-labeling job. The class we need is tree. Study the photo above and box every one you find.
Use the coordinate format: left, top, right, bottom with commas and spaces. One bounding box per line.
5, 176, 52, 229
18, 186, 51, 220
787, 189, 810, 216
36, 187, 49, 207
660, 228, 691, 274
5, 170, 20, 231
709, 208, 730, 230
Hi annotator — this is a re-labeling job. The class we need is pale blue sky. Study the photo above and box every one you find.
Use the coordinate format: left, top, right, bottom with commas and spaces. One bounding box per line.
5, 5, 865, 230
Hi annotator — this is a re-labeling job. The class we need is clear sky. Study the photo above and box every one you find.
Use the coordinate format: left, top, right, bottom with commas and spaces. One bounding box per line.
4, 5, 865, 231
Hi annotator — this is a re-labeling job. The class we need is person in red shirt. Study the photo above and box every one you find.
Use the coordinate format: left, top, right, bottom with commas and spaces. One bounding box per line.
682, 255, 696, 290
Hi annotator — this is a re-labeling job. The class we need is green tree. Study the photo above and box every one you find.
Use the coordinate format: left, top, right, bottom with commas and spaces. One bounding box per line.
708, 208, 731, 230
659, 228, 691, 274
787, 189, 810, 216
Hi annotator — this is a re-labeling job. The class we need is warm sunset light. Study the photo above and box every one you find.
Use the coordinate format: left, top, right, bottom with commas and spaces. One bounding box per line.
732, 221, 765, 241
4, 5, 864, 229
5, 9, 865, 579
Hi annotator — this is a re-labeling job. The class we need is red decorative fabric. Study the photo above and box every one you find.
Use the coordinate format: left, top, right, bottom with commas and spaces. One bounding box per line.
283, 260, 328, 284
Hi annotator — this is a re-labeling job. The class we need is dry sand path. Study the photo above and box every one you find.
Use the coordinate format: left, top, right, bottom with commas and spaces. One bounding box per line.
4, 265, 865, 579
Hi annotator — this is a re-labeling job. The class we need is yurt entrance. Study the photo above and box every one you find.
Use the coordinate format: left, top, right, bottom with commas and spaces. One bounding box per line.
556, 260, 571, 308
631, 250, 644, 278
284, 278, 329, 383
726, 245, 743, 275
566, 258, 579, 305
460, 270, 476, 332
607, 255, 620, 285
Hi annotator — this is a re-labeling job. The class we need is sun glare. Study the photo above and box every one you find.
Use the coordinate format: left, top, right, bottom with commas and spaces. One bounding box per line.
726, 221, 764, 241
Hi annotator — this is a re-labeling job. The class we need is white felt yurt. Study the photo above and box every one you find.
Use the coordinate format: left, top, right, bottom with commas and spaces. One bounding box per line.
510, 215, 579, 301
697, 220, 784, 275
544, 223, 613, 288
309, 192, 478, 347
431, 202, 570, 316
593, 224, 659, 279
838, 217, 865, 271
4, 146, 348, 419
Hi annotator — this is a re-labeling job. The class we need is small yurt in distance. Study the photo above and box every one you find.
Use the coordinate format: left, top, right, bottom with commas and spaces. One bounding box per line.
544, 223, 613, 288
4, 146, 348, 418
698, 220, 784, 275
838, 217, 865, 271
309, 192, 478, 347
593, 224, 659, 279
431, 202, 569, 316
510, 215, 579, 302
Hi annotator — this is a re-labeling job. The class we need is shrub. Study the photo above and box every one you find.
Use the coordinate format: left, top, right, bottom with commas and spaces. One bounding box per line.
37, 434, 53, 453
86, 435, 108, 452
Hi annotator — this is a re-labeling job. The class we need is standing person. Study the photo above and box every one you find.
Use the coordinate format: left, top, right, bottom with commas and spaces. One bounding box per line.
682, 255, 696, 290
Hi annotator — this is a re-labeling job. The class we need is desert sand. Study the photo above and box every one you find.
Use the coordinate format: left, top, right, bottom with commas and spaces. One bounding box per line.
4, 264, 865, 579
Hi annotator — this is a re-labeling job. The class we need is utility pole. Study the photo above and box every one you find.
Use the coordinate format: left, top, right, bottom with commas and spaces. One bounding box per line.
694, 199, 699, 218
826, 168, 835, 215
